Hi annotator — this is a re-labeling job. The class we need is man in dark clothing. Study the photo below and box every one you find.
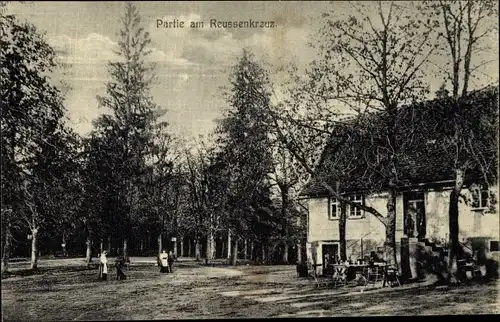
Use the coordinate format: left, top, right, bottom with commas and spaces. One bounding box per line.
115, 255, 127, 280
168, 251, 175, 273
404, 213, 415, 238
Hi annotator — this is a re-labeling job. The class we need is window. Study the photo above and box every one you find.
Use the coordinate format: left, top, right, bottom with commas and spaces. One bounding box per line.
471, 189, 489, 209
490, 241, 499, 252
329, 198, 339, 220
348, 194, 364, 218
330, 194, 364, 219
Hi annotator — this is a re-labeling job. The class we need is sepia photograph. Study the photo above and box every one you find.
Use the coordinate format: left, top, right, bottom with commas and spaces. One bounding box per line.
1, 0, 499, 320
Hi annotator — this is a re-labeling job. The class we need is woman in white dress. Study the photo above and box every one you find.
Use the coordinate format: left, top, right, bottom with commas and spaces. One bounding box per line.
100, 251, 109, 281
159, 250, 169, 273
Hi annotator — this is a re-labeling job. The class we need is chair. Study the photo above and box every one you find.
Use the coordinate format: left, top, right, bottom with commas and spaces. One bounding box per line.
364, 264, 383, 288
384, 266, 401, 287
332, 264, 347, 288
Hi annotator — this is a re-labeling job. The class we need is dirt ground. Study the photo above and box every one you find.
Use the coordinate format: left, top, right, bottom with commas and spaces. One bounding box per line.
1, 257, 499, 320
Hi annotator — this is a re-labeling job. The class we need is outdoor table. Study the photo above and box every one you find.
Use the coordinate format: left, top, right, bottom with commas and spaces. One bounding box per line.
345, 264, 369, 283
457, 262, 479, 280
371, 263, 388, 286
345, 263, 389, 286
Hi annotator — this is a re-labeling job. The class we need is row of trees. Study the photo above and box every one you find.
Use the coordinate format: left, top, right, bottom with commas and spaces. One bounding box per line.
2, 1, 498, 285
1, 3, 307, 274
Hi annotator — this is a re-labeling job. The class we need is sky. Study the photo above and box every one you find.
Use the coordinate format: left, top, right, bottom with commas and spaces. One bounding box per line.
6, 1, 499, 142
6, 1, 331, 140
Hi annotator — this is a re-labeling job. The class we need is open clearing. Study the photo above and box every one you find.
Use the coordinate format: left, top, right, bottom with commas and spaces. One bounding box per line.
1, 257, 499, 320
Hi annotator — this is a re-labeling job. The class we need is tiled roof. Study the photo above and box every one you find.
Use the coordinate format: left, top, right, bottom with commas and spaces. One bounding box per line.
302, 86, 499, 196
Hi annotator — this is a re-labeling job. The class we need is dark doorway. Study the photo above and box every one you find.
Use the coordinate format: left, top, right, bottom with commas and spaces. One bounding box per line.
404, 191, 426, 241
322, 243, 339, 275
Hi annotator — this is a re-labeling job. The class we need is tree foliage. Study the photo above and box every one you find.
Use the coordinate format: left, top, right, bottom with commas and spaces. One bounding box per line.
1, 11, 77, 270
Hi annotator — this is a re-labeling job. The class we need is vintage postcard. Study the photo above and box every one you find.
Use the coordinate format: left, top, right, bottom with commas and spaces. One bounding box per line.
1, 1, 499, 320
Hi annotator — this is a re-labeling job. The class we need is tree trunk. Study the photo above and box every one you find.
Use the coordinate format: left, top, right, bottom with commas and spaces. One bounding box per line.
31, 227, 39, 270
231, 237, 239, 266
157, 232, 163, 257
180, 237, 184, 257
206, 235, 211, 261
107, 234, 111, 254
173, 238, 178, 258
195, 239, 201, 261
221, 239, 226, 259
123, 239, 128, 259
280, 185, 289, 264
261, 243, 266, 264
2, 222, 11, 274
207, 212, 215, 261
188, 239, 192, 257
250, 240, 254, 261
448, 168, 464, 283
206, 229, 214, 262
61, 234, 67, 257
227, 230, 232, 259
244, 239, 248, 260
385, 188, 399, 272
100, 239, 104, 254
339, 201, 347, 261
212, 238, 217, 260
297, 242, 302, 264
281, 243, 289, 264
85, 237, 92, 266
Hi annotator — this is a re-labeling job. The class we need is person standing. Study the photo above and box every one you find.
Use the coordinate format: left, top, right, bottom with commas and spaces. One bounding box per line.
97, 252, 102, 280
115, 254, 127, 280
159, 250, 169, 273
404, 211, 415, 238
99, 251, 108, 281
168, 250, 175, 273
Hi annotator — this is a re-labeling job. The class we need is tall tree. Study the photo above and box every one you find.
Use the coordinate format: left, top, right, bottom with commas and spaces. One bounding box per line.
268, 142, 305, 264
216, 49, 276, 265
1, 11, 74, 270
141, 127, 177, 257
95, 2, 167, 258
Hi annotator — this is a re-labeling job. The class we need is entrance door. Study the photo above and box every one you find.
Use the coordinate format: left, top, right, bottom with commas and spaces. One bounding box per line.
404, 191, 426, 240
322, 244, 339, 275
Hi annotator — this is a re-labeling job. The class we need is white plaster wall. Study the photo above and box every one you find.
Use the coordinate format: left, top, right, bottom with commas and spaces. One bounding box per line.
425, 186, 499, 242
307, 197, 338, 242
425, 190, 450, 242
458, 186, 499, 240
306, 185, 499, 273
307, 195, 389, 244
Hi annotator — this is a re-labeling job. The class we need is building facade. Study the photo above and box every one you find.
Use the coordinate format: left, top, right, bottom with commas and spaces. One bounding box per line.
305, 183, 499, 276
